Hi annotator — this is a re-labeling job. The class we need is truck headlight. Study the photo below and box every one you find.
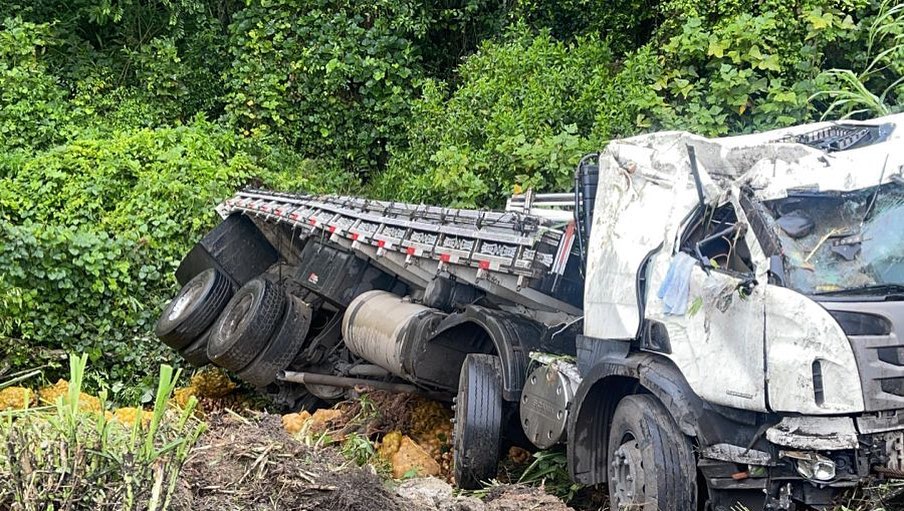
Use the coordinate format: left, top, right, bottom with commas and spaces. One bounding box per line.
795, 455, 836, 481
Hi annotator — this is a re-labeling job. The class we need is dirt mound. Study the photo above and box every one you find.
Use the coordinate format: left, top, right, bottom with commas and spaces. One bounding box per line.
176, 412, 417, 511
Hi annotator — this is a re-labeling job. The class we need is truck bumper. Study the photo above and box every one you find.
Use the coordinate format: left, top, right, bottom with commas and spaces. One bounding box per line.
702, 415, 904, 510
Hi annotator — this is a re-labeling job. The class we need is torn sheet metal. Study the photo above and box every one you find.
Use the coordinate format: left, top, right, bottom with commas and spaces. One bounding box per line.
766, 416, 859, 450
701, 443, 773, 466
652, 264, 769, 412
584, 132, 719, 340
765, 285, 864, 414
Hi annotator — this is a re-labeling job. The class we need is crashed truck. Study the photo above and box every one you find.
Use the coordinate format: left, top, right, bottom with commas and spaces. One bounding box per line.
154, 113, 904, 511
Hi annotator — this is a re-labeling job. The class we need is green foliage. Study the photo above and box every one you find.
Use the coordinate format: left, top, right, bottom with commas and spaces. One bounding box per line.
223, 0, 429, 172
0, 121, 349, 400
374, 27, 612, 207
649, 9, 855, 135
0, 18, 73, 151
512, 0, 660, 53
2, 0, 904, 405
517, 449, 583, 503
0, 354, 205, 510
814, 0, 904, 118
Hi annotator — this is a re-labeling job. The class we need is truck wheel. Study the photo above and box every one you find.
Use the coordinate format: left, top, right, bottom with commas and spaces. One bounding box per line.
608, 394, 697, 511
180, 329, 212, 368
453, 353, 503, 490
237, 295, 314, 388
207, 277, 286, 372
155, 268, 233, 350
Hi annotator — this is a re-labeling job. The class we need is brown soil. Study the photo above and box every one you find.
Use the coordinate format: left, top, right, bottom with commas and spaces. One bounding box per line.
173, 409, 578, 511
175, 412, 415, 511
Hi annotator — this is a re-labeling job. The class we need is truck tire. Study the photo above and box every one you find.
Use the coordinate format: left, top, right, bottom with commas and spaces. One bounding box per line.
237, 295, 314, 388
180, 330, 212, 368
155, 268, 233, 350
607, 394, 697, 511
453, 354, 503, 490
207, 277, 286, 372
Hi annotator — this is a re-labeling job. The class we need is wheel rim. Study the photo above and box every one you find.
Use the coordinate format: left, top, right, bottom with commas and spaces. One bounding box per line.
168, 280, 204, 322
611, 433, 646, 508
223, 293, 255, 341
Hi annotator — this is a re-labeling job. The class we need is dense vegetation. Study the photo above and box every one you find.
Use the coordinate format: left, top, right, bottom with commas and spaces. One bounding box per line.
0, 0, 901, 400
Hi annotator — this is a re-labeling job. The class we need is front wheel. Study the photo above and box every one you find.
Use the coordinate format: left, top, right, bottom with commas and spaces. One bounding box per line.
608, 394, 697, 511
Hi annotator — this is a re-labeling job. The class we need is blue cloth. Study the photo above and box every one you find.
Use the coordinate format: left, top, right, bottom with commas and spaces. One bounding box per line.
657, 252, 697, 315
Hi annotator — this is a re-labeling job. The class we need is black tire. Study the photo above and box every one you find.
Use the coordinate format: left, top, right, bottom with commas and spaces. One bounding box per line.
180, 329, 211, 368
207, 277, 286, 372
155, 268, 233, 350
453, 354, 503, 490
607, 394, 697, 511
237, 295, 314, 388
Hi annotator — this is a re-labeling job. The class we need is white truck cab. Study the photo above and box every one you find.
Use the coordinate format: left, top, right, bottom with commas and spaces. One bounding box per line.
573, 114, 904, 509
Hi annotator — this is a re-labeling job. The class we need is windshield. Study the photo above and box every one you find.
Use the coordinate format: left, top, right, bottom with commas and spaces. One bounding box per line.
763, 182, 904, 295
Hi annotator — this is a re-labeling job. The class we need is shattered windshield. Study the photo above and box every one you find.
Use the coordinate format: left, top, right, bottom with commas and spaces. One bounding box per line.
764, 182, 904, 295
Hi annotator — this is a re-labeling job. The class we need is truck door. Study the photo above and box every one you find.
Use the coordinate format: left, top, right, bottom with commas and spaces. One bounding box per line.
647, 198, 770, 412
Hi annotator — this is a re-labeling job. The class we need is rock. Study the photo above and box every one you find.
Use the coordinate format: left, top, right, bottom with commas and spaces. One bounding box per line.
390, 435, 442, 478
439, 496, 486, 511
397, 477, 454, 508
397, 478, 486, 511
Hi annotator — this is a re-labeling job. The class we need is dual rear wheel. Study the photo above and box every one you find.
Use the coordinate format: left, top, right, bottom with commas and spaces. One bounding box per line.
155, 270, 313, 390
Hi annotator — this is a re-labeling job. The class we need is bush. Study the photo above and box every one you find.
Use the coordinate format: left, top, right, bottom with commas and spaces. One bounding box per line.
223, 0, 429, 173
0, 120, 352, 400
0, 17, 73, 151
373, 27, 612, 207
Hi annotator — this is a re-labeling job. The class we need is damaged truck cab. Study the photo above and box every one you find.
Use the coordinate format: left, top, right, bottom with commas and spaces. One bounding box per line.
155, 114, 904, 510
572, 116, 904, 509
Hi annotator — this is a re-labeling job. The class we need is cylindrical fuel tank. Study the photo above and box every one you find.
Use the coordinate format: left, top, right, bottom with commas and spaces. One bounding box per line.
342, 290, 445, 377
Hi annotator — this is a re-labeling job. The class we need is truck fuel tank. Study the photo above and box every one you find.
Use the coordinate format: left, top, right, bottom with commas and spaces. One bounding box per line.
341, 290, 445, 378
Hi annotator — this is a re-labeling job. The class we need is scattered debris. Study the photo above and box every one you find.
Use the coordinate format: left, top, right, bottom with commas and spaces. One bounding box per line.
176, 412, 414, 511
394, 478, 576, 511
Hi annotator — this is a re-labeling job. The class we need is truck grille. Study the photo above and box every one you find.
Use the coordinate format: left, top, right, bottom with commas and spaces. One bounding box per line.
824, 301, 904, 411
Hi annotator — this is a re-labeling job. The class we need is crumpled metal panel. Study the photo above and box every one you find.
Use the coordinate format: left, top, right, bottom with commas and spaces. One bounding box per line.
765, 285, 864, 414
584, 132, 719, 340
766, 416, 859, 450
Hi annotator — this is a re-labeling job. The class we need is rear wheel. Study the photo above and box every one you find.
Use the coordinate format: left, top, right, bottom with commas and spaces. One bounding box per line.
607, 394, 697, 511
180, 329, 212, 367
453, 353, 503, 490
237, 295, 314, 388
207, 277, 286, 372
155, 268, 232, 350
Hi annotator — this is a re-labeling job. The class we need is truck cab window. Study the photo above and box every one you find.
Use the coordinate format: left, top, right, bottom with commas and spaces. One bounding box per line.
680, 203, 755, 275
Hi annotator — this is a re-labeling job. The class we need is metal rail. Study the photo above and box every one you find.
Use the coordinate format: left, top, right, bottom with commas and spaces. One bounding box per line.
220, 189, 577, 281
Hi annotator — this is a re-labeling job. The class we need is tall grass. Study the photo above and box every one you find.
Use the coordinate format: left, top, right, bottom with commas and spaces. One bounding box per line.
0, 354, 205, 510
813, 0, 904, 119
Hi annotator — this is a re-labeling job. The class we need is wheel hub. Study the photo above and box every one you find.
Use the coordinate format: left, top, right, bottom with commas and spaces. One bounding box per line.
611, 439, 645, 508
168, 281, 202, 321
224, 294, 254, 338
